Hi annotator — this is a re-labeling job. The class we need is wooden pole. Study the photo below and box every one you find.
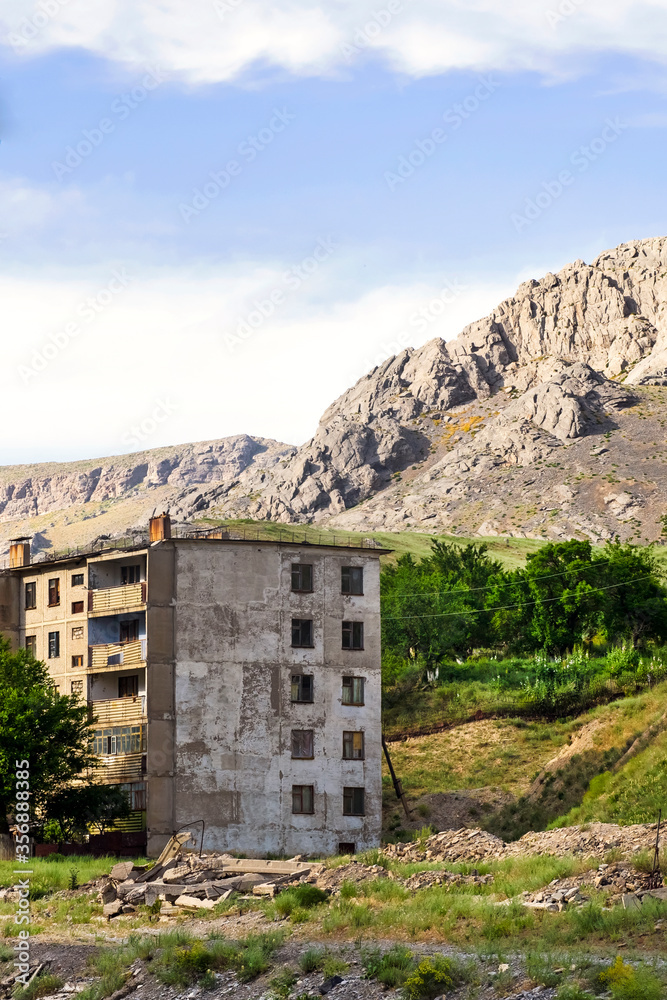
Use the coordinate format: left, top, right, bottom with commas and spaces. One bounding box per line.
382, 735, 413, 821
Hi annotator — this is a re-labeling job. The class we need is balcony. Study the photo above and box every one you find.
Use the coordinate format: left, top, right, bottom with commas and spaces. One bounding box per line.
97, 752, 146, 783
88, 583, 146, 616
89, 639, 146, 670
90, 696, 147, 726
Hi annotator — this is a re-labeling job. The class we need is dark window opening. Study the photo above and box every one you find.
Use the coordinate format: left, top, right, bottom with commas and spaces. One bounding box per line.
342, 566, 364, 595
338, 842, 356, 855
71, 601, 84, 614
291, 729, 314, 759
72, 654, 84, 669
121, 565, 141, 585
292, 784, 314, 814
342, 676, 365, 706
48, 579, 60, 607
25, 635, 36, 657
291, 563, 313, 593
119, 675, 139, 699
342, 621, 364, 650
119, 620, 139, 643
343, 787, 365, 816
48, 631, 60, 659
72, 573, 85, 587
25, 583, 36, 610
291, 674, 314, 703
343, 731, 365, 760
291, 618, 314, 648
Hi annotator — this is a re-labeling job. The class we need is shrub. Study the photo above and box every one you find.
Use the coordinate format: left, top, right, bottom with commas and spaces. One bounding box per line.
273, 884, 327, 919
402, 957, 453, 1000
299, 948, 324, 974
13, 974, 64, 1000
363, 946, 415, 989
556, 986, 594, 1000
268, 968, 297, 999
598, 956, 664, 1000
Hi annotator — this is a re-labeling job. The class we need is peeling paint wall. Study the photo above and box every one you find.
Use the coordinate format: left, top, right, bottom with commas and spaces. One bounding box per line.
165, 540, 382, 857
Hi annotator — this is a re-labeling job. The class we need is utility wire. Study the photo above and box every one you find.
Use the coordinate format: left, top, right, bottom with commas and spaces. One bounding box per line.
380, 565, 605, 600
382, 574, 654, 621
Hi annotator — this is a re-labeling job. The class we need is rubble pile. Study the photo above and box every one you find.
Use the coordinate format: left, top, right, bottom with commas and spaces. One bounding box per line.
518, 860, 667, 912
99, 833, 315, 919
383, 828, 509, 864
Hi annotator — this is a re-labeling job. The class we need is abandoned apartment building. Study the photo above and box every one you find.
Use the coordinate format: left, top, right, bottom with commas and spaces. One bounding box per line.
0, 515, 387, 857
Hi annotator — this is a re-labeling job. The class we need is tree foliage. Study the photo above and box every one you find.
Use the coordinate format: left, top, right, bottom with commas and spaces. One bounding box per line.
45, 784, 131, 842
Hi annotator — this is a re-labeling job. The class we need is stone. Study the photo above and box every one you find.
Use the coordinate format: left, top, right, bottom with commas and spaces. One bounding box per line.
110, 862, 134, 881
98, 881, 117, 904
319, 975, 344, 995
622, 893, 641, 910
103, 900, 123, 918
174, 895, 216, 910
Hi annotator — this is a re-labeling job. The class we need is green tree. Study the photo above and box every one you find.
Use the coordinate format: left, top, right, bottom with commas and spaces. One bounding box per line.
45, 784, 131, 842
0, 637, 98, 835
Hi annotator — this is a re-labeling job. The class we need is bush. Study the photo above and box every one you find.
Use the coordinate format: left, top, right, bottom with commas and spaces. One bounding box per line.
13, 974, 64, 1000
273, 884, 328, 919
299, 948, 324, 974
402, 957, 454, 1000
598, 957, 664, 1000
363, 946, 415, 989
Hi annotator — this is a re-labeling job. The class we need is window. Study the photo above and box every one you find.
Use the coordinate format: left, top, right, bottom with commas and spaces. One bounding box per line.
71, 680, 83, 697
25, 635, 36, 657
48, 631, 60, 659
342, 676, 365, 706
343, 787, 365, 816
291, 619, 314, 648
72, 626, 84, 640
121, 565, 141, 585
48, 579, 60, 607
343, 731, 365, 760
291, 729, 314, 759
291, 674, 313, 703
119, 620, 139, 643
342, 621, 364, 650
72, 573, 85, 587
71, 601, 84, 614
93, 725, 146, 756
291, 563, 313, 593
120, 782, 146, 811
25, 583, 36, 610
342, 566, 364, 595
119, 675, 139, 699
339, 842, 356, 855
72, 655, 84, 669
292, 784, 314, 814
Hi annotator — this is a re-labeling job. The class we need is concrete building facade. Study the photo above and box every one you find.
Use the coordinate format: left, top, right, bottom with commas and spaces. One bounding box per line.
0, 520, 387, 857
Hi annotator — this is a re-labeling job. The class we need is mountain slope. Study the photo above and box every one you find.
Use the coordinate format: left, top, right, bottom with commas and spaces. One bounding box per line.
3, 236, 667, 555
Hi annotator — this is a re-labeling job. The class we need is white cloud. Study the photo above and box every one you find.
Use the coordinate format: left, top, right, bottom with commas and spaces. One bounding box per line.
2, 0, 667, 83
0, 263, 510, 464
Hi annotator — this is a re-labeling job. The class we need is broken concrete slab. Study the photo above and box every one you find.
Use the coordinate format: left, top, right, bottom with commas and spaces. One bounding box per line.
174, 894, 216, 910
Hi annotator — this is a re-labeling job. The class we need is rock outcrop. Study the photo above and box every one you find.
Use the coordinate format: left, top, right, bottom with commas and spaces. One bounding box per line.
3, 236, 667, 552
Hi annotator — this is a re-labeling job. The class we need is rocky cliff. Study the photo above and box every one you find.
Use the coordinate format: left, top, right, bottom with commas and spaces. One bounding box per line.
3, 236, 667, 554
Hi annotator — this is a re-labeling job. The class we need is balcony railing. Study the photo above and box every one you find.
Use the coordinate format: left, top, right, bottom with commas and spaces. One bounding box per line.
96, 752, 146, 783
89, 639, 146, 669
90, 696, 147, 726
88, 583, 146, 614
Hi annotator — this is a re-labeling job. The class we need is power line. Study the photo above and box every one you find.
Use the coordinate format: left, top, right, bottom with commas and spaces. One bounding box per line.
380, 565, 604, 600
382, 574, 655, 621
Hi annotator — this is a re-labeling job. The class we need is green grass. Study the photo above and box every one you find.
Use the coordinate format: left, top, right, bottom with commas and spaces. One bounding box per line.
13, 974, 64, 1000
0, 856, 136, 896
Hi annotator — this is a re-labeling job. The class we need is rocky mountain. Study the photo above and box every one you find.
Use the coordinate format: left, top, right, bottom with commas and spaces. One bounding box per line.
3, 236, 667, 556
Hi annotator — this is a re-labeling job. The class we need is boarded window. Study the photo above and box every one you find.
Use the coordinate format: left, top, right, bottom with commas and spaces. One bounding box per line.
71, 680, 83, 697
72, 573, 85, 587
120, 620, 139, 643
71, 601, 84, 614
291, 563, 313, 593
121, 565, 141, 585
48, 631, 60, 659
93, 725, 146, 756
25, 635, 36, 657
292, 785, 314, 814
343, 731, 365, 760
343, 787, 365, 816
291, 674, 314, 703
72, 626, 84, 640
118, 675, 139, 699
71, 655, 84, 669
25, 583, 36, 610
48, 579, 60, 607
342, 621, 364, 650
342, 676, 364, 706
291, 619, 314, 648
341, 566, 364, 595
291, 729, 314, 759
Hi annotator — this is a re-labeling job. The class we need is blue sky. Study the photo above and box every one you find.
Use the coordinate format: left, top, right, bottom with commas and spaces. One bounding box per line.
1, 0, 666, 464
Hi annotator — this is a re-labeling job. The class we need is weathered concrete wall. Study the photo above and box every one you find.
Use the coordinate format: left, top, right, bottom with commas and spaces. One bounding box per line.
168, 540, 382, 857
0, 571, 20, 648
